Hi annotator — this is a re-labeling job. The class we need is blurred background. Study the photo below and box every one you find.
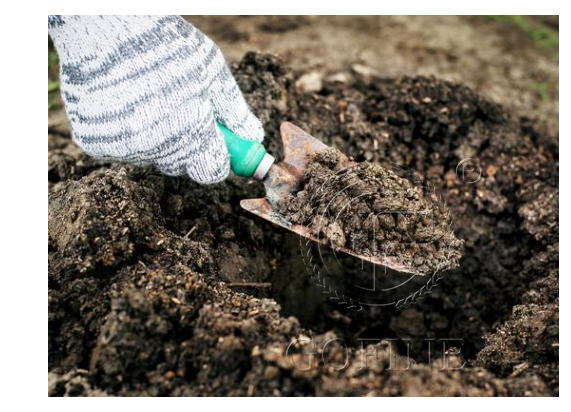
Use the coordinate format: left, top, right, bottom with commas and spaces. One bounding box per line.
191, 16, 558, 136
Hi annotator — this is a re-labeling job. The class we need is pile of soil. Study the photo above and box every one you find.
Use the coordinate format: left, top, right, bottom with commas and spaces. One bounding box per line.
277, 148, 463, 275
48, 52, 558, 396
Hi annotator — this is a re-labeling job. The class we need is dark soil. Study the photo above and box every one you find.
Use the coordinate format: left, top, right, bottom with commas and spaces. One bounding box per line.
48, 52, 558, 396
277, 148, 463, 275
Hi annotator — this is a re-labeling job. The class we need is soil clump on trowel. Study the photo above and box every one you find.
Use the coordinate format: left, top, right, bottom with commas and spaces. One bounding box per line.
278, 148, 464, 275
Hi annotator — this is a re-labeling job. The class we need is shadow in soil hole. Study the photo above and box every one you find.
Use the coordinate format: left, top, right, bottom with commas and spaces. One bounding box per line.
269, 233, 432, 355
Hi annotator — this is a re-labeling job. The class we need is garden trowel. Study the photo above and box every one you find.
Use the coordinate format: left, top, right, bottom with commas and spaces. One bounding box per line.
218, 121, 420, 275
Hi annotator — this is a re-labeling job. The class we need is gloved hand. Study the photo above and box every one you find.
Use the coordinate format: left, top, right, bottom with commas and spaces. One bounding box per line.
48, 15, 264, 184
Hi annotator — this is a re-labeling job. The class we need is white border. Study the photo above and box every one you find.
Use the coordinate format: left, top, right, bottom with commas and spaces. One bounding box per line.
0, 1, 564, 407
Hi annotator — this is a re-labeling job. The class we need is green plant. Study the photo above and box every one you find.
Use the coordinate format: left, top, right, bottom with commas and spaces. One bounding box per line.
48, 79, 59, 93
487, 15, 559, 49
48, 50, 59, 69
529, 81, 550, 102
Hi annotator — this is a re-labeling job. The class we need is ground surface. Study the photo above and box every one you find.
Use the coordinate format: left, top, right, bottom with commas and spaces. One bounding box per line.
48, 16, 558, 396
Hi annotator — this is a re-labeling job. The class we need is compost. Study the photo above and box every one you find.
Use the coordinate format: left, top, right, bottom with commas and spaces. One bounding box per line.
277, 148, 463, 275
48, 52, 558, 396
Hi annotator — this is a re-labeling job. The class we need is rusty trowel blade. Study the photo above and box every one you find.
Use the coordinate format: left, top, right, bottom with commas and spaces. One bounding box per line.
240, 121, 331, 228
240, 196, 418, 274
280, 122, 331, 171
240, 122, 420, 275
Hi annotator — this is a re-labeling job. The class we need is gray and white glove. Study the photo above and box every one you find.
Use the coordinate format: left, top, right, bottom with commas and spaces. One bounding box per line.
48, 15, 264, 184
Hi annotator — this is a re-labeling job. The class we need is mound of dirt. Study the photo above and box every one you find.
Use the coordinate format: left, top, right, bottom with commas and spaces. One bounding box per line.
48, 52, 558, 396
278, 148, 463, 275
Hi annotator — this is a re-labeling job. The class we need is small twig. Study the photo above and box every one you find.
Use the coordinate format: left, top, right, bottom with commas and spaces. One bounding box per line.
183, 225, 197, 239
226, 282, 272, 289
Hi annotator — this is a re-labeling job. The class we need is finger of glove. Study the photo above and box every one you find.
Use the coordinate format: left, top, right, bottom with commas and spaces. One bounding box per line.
198, 36, 264, 143
154, 97, 230, 184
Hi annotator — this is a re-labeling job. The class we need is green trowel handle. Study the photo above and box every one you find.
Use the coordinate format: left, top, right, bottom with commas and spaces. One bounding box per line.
218, 122, 268, 178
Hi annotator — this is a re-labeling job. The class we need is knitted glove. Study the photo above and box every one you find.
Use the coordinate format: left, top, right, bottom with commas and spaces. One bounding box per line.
48, 15, 264, 184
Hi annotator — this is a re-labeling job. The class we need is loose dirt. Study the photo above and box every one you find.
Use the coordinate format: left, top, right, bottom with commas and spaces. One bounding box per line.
48, 52, 558, 396
278, 148, 463, 275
